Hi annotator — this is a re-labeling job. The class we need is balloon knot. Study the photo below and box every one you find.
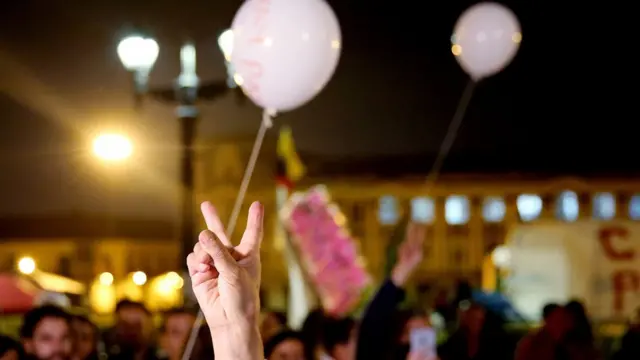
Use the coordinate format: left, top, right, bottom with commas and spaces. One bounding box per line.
262, 108, 276, 128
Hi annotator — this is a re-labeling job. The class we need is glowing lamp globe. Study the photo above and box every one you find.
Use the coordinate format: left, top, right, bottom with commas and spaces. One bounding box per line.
117, 36, 160, 72
92, 133, 133, 162
132, 271, 147, 286
218, 29, 233, 61
492, 246, 511, 269
18, 257, 36, 275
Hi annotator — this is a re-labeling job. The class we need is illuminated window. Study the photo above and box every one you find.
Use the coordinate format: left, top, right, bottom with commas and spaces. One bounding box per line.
483, 197, 506, 222
593, 192, 616, 220
411, 197, 435, 223
378, 195, 399, 225
445, 195, 470, 225
517, 194, 542, 222
556, 191, 579, 222
630, 195, 640, 220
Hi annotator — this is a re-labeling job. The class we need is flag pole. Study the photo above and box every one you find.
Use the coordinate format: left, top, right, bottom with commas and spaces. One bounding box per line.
275, 126, 315, 329
276, 182, 316, 329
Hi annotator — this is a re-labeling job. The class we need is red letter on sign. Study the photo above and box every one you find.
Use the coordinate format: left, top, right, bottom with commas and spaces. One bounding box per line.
612, 270, 640, 314
598, 227, 634, 261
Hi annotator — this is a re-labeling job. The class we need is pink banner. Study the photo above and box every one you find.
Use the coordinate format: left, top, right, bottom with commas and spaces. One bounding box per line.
282, 185, 371, 316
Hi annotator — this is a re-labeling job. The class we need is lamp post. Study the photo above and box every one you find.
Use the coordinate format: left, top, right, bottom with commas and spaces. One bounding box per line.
116, 32, 238, 302
93, 133, 133, 162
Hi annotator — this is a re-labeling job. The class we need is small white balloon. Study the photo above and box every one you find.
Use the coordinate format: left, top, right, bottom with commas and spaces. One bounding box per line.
230, 0, 342, 112
452, 2, 522, 80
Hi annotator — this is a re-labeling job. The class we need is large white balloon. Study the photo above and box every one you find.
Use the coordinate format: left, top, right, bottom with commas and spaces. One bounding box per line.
231, 0, 342, 112
452, 2, 522, 80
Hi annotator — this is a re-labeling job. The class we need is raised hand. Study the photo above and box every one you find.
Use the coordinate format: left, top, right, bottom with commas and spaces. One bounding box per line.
406, 352, 439, 360
391, 222, 426, 287
186, 201, 264, 360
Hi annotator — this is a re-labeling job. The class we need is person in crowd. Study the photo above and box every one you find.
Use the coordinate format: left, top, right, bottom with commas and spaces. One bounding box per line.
0, 335, 24, 360
70, 315, 99, 360
159, 308, 197, 360
394, 309, 431, 346
514, 302, 569, 360
20, 305, 73, 360
103, 300, 158, 360
438, 302, 512, 360
321, 317, 356, 360
300, 309, 327, 360
186, 201, 265, 360
356, 222, 426, 360
181, 325, 214, 360
563, 300, 600, 360
261, 312, 287, 343
264, 331, 305, 360
613, 307, 640, 360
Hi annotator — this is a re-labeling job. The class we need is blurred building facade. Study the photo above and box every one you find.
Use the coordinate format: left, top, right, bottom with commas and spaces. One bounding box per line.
0, 215, 177, 285
2, 136, 640, 312
195, 136, 640, 306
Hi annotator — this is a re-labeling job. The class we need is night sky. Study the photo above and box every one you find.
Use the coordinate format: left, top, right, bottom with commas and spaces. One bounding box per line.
0, 0, 631, 220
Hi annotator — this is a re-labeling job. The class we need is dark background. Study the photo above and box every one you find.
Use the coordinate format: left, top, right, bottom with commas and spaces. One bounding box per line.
0, 0, 629, 219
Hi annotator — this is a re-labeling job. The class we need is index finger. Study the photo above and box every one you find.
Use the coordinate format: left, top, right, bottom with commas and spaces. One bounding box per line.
407, 222, 426, 245
201, 201, 232, 246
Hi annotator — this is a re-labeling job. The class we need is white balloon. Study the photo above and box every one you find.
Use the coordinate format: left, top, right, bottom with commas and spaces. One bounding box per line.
231, 0, 342, 112
452, 2, 522, 80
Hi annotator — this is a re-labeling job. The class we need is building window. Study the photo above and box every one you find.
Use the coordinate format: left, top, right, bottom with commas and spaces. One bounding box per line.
445, 195, 470, 225
411, 197, 435, 224
593, 192, 616, 220
378, 195, 399, 225
517, 194, 542, 222
482, 197, 506, 222
556, 191, 579, 222
630, 195, 640, 220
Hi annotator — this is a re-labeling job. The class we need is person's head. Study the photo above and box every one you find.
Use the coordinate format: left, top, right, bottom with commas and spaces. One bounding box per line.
70, 315, 97, 360
459, 303, 486, 335
0, 335, 23, 360
564, 300, 593, 343
160, 308, 197, 360
264, 330, 305, 360
114, 300, 152, 347
300, 309, 325, 360
541, 303, 566, 340
321, 317, 356, 360
20, 305, 73, 360
542, 303, 560, 322
261, 312, 287, 342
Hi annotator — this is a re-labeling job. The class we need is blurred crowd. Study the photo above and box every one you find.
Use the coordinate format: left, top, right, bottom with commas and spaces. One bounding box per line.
2, 224, 640, 360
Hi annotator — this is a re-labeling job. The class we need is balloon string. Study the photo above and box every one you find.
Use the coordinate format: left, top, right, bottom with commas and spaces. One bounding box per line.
424, 79, 476, 189
180, 108, 275, 360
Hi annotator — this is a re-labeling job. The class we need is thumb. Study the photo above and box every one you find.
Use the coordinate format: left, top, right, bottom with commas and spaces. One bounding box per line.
199, 230, 238, 278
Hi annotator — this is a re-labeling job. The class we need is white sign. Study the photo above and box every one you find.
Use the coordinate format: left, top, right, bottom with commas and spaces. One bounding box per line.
505, 221, 640, 321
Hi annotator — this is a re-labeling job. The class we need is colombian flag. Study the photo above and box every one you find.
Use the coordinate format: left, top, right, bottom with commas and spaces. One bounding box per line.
276, 126, 306, 188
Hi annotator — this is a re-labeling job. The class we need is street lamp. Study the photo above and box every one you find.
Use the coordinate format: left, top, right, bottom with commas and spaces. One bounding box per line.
116, 30, 241, 302
93, 133, 133, 161
132, 271, 147, 286
99, 272, 114, 286
18, 257, 36, 275
218, 29, 233, 62
217, 29, 238, 88
117, 36, 159, 96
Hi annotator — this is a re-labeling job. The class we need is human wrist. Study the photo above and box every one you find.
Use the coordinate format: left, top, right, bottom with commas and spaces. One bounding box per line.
391, 267, 409, 287
211, 323, 262, 360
